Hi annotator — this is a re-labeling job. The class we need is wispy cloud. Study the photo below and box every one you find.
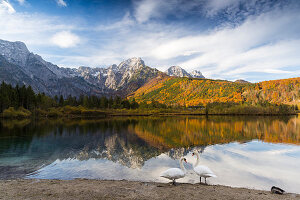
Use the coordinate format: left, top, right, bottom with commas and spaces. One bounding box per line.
16, 0, 25, 5
95, 12, 134, 31
0, 1, 76, 48
176, 9, 300, 80
132, 0, 205, 23
0, 0, 299, 82
56, 0, 67, 7
49, 3, 300, 82
132, 0, 286, 24
0, 0, 15, 14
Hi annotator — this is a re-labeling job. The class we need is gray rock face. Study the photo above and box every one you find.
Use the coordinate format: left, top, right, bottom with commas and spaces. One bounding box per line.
0, 39, 108, 97
0, 39, 204, 98
165, 66, 190, 77
0, 39, 30, 67
235, 79, 250, 84
0, 55, 39, 91
74, 57, 158, 94
0, 39, 159, 97
190, 70, 205, 78
165, 66, 205, 78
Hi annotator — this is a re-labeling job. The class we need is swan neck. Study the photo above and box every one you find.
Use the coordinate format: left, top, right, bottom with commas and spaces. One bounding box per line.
194, 152, 200, 167
180, 159, 187, 173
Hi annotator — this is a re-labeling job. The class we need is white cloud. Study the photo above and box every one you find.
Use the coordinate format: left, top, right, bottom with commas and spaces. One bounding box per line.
16, 0, 25, 5
51, 31, 80, 48
56, 0, 67, 7
96, 12, 135, 31
0, 8, 76, 47
133, 0, 164, 23
50, 5, 300, 82
132, 0, 205, 23
0, 0, 298, 82
145, 8, 300, 80
132, 0, 280, 23
0, 0, 15, 14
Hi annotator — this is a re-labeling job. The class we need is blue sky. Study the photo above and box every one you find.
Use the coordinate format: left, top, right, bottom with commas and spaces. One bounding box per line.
0, 0, 300, 82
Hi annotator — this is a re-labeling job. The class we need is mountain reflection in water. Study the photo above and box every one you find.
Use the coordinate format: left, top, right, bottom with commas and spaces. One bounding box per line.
0, 115, 300, 193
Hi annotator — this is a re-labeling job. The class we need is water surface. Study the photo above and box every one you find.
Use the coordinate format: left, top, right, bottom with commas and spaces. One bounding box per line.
0, 115, 299, 193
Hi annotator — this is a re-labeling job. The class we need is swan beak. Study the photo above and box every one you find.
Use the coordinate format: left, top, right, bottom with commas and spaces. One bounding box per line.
192, 153, 194, 156
184, 158, 187, 163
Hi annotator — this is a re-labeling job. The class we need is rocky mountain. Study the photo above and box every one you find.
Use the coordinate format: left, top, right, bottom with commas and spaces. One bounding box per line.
165, 66, 205, 78
235, 79, 250, 84
0, 39, 205, 97
165, 66, 190, 77
0, 39, 160, 97
0, 39, 105, 97
190, 70, 205, 78
70, 57, 160, 96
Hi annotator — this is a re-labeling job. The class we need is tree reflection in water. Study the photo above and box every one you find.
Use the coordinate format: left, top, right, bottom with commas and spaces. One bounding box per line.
0, 115, 300, 193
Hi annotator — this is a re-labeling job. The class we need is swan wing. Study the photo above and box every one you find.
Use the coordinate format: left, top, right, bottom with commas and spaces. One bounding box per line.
160, 168, 185, 179
193, 165, 216, 177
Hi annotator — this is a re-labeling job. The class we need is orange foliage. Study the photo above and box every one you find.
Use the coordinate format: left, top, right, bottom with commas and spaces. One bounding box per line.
129, 76, 300, 107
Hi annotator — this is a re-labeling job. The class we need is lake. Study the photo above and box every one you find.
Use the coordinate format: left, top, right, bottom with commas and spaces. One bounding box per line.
0, 115, 300, 193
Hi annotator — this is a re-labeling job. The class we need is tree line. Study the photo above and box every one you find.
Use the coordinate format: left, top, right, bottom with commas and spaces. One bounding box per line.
0, 82, 168, 113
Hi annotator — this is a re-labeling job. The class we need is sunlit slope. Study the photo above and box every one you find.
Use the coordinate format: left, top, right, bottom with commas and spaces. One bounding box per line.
130, 75, 300, 106
250, 77, 300, 105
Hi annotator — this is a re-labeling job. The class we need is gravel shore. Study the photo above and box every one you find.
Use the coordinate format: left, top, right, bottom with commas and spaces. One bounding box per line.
0, 179, 299, 200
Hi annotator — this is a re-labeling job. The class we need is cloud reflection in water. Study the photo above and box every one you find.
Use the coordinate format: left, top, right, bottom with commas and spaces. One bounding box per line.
29, 141, 300, 194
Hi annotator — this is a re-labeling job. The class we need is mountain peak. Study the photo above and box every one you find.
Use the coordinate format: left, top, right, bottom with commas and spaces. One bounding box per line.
165, 66, 190, 77
108, 64, 118, 71
165, 66, 205, 78
191, 70, 205, 78
235, 79, 250, 84
118, 57, 145, 71
0, 39, 30, 67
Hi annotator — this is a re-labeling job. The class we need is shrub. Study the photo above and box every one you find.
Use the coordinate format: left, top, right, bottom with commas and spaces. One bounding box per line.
62, 106, 82, 115
2, 107, 32, 118
47, 108, 63, 117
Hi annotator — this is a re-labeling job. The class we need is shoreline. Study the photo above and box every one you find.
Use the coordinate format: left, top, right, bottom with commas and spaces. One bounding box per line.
1, 111, 298, 119
0, 179, 299, 200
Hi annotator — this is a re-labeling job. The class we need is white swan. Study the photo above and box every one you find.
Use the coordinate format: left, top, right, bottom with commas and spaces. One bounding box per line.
192, 150, 216, 184
160, 157, 187, 185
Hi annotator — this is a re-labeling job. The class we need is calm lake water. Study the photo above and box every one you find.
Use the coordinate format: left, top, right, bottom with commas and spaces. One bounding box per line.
0, 115, 300, 193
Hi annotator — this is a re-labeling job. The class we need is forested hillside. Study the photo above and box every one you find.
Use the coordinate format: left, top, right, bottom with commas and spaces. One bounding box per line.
0, 82, 139, 118
130, 76, 300, 108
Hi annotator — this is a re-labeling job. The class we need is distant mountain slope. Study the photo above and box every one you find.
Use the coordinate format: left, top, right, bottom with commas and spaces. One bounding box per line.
0, 39, 159, 97
246, 77, 300, 105
190, 70, 205, 78
2, 38, 298, 104
129, 76, 300, 106
165, 66, 205, 78
0, 55, 38, 90
0, 39, 106, 97
235, 79, 250, 84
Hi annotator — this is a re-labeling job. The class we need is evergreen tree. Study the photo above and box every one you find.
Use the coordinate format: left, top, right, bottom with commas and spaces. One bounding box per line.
99, 96, 108, 109
121, 99, 130, 109
130, 98, 139, 109
108, 97, 113, 109
112, 96, 122, 109
59, 95, 64, 107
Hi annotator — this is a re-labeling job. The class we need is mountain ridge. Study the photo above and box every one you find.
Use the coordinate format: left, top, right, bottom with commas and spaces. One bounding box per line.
165, 66, 205, 78
0, 39, 205, 97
